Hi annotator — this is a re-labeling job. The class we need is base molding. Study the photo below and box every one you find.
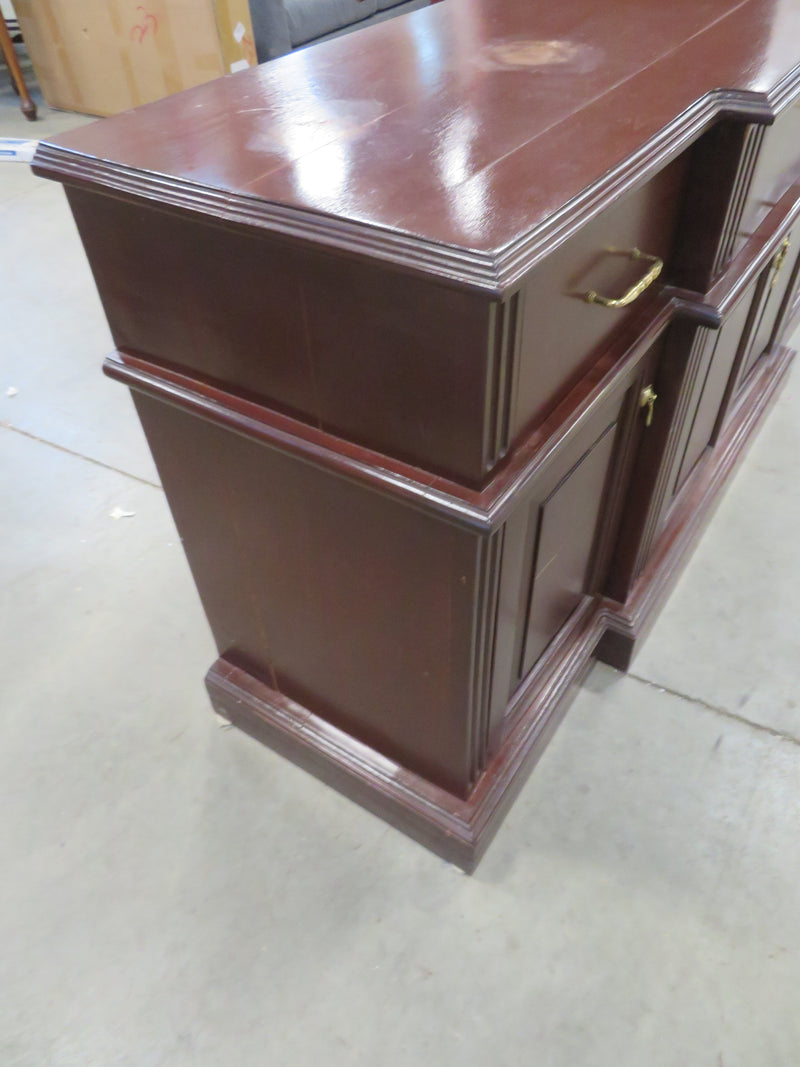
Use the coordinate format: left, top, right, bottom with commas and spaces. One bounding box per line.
207, 595, 605, 872
208, 343, 794, 871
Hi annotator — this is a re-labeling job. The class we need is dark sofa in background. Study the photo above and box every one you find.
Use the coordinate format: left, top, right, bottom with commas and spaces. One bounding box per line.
249, 0, 429, 60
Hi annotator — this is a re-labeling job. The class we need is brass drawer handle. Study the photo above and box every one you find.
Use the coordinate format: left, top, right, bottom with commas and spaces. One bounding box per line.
584, 247, 664, 308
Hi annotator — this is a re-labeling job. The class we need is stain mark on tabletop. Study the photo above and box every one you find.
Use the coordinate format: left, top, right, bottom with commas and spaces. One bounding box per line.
479, 39, 601, 74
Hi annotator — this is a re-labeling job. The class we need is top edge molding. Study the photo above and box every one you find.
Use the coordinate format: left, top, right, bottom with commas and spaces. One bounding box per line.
32, 84, 795, 297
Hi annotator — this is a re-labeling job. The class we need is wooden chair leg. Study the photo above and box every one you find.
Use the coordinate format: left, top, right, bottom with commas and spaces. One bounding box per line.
0, 16, 36, 121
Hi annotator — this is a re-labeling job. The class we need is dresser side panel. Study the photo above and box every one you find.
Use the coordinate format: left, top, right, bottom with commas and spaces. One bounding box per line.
67, 188, 494, 484
132, 390, 483, 794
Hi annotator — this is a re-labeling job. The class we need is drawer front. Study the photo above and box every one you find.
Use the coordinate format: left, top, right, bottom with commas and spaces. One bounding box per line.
66, 188, 496, 486
668, 119, 758, 291
735, 102, 800, 256
65, 156, 686, 488
674, 110, 800, 291
510, 156, 687, 445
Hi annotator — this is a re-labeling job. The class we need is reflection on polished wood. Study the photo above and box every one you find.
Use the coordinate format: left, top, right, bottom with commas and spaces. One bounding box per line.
34, 0, 800, 869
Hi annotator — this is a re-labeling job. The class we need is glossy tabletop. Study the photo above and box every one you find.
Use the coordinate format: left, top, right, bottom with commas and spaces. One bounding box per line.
34, 0, 800, 286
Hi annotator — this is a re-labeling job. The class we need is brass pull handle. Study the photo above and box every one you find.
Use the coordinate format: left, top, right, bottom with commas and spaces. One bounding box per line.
771, 237, 791, 289
639, 384, 657, 427
584, 248, 664, 308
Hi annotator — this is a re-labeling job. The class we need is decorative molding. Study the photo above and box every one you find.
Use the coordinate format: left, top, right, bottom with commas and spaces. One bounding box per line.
32, 86, 796, 297
103, 301, 671, 534
207, 595, 606, 872
483, 294, 519, 471
468, 530, 504, 781
766, 62, 800, 116
713, 124, 765, 277
102, 186, 798, 540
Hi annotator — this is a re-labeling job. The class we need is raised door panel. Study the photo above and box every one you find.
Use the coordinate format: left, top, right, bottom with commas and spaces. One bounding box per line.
605, 251, 788, 607
521, 425, 616, 676
775, 247, 800, 343
736, 233, 800, 388
489, 358, 647, 734
674, 289, 755, 492
600, 326, 689, 602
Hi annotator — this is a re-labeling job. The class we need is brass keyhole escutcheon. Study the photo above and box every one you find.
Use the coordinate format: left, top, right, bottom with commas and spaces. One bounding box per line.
639, 384, 657, 427
771, 237, 791, 289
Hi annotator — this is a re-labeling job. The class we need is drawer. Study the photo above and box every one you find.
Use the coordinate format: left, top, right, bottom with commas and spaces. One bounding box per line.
66, 157, 687, 488
509, 156, 688, 445
734, 102, 800, 258
67, 186, 497, 486
670, 111, 800, 291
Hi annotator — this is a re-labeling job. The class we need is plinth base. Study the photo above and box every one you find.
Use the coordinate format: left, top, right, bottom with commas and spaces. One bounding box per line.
207, 343, 794, 871
207, 595, 603, 872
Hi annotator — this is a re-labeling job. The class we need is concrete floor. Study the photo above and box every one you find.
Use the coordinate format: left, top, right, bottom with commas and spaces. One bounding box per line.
3, 77, 800, 1067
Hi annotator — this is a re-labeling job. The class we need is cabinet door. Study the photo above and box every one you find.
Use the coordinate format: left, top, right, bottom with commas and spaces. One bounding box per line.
733, 232, 800, 391
604, 235, 798, 605
603, 281, 766, 602
673, 288, 755, 492
774, 247, 800, 343
519, 424, 616, 675
490, 354, 650, 726
603, 324, 699, 601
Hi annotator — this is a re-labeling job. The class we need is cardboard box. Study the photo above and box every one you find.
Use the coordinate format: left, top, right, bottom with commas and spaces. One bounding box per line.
13, 0, 257, 116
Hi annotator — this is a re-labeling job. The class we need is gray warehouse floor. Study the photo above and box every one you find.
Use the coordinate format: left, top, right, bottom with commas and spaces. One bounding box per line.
2, 85, 800, 1066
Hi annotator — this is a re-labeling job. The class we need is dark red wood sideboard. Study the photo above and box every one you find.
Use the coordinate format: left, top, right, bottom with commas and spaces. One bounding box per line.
34, 0, 800, 870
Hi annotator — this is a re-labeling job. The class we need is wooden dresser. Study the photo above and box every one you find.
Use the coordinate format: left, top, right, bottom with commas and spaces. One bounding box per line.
34, 0, 800, 870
